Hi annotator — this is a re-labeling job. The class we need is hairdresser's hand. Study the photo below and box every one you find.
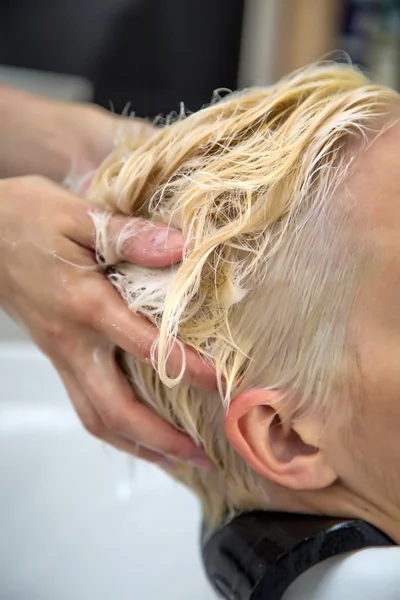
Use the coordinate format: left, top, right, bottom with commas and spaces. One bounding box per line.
0, 83, 152, 182
0, 175, 215, 467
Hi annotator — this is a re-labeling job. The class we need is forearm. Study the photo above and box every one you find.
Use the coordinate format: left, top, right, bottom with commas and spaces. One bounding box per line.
0, 84, 68, 179
0, 83, 117, 181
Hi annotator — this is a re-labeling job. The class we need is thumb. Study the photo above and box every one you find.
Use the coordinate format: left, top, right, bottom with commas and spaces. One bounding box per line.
68, 195, 184, 268
104, 215, 184, 268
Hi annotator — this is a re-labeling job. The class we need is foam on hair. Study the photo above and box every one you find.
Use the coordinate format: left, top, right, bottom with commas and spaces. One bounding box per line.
87, 62, 398, 523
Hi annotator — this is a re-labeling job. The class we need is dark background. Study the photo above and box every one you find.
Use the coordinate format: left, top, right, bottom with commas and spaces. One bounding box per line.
0, 0, 245, 116
0, 0, 399, 116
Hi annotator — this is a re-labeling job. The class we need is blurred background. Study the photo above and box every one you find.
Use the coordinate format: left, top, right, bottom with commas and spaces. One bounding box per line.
1, 0, 400, 114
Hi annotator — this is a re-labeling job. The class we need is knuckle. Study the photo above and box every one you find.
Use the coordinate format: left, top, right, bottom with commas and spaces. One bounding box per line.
68, 289, 104, 325
22, 174, 47, 188
2, 175, 49, 204
35, 175, 49, 186
85, 296, 105, 326
81, 414, 103, 438
134, 338, 154, 364
42, 319, 71, 352
100, 406, 125, 433
72, 295, 93, 323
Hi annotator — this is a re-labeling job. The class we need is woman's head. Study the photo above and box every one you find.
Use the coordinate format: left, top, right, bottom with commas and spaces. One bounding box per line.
87, 62, 400, 536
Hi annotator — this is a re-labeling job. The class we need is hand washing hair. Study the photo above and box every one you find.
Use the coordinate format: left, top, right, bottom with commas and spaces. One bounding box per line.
86, 62, 398, 524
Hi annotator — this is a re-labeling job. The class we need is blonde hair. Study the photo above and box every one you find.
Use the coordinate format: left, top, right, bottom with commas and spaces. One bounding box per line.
88, 62, 398, 524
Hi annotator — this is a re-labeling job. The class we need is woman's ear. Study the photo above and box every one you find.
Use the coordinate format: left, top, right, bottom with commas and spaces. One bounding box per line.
224, 388, 337, 491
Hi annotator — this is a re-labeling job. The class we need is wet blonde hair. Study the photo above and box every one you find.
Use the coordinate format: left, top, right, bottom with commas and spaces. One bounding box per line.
88, 62, 398, 524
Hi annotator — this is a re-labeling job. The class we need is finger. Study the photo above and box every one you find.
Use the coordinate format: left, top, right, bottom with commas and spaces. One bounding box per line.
107, 216, 184, 267
100, 430, 179, 469
55, 358, 166, 463
35, 177, 185, 267
102, 435, 167, 465
71, 343, 212, 467
49, 236, 217, 391
67, 200, 184, 268
93, 280, 217, 391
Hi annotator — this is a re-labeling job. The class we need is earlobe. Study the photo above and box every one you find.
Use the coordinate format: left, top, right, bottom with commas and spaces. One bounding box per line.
224, 388, 337, 491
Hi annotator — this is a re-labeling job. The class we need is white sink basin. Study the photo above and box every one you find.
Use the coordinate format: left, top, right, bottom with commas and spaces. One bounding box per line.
0, 342, 217, 600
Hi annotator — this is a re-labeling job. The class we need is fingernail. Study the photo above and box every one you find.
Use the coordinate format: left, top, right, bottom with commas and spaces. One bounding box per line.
150, 228, 184, 253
